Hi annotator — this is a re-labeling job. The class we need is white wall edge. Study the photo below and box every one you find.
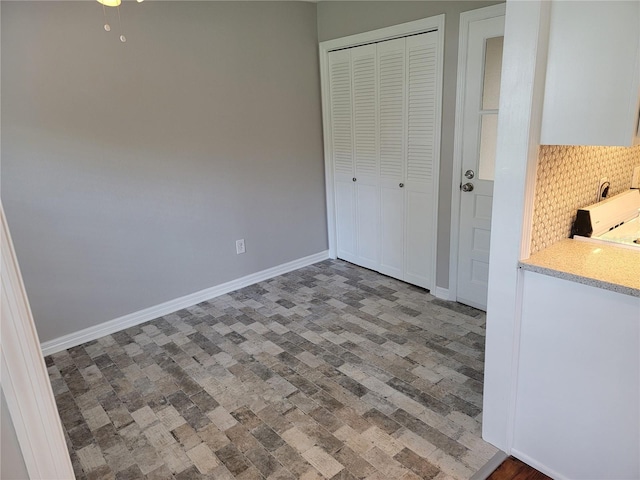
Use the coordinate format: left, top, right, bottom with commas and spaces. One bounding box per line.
41, 250, 330, 356
1, 203, 76, 479
510, 449, 568, 480
433, 286, 451, 301
482, 0, 550, 454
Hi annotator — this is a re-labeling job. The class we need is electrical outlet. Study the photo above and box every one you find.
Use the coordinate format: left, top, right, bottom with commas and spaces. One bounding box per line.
236, 239, 245, 255
597, 177, 609, 202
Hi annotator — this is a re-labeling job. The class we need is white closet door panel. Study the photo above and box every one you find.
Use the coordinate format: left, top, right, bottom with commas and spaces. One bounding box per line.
356, 183, 379, 270
379, 186, 404, 279
378, 38, 406, 279
329, 50, 354, 176
335, 180, 357, 263
404, 32, 438, 290
352, 44, 378, 178
351, 44, 380, 268
404, 189, 433, 289
378, 38, 406, 181
406, 32, 438, 187
329, 50, 357, 264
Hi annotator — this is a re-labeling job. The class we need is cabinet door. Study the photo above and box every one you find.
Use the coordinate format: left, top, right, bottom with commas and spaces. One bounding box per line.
540, 0, 640, 146
329, 50, 357, 263
378, 38, 406, 280
516, 272, 639, 479
352, 44, 380, 270
404, 32, 438, 290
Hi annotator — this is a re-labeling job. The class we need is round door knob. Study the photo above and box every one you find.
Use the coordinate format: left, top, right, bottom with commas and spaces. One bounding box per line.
399, 183, 404, 188
461, 182, 474, 192
352, 177, 357, 182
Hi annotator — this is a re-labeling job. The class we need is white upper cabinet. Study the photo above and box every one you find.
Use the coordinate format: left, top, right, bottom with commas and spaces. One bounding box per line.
540, 0, 640, 147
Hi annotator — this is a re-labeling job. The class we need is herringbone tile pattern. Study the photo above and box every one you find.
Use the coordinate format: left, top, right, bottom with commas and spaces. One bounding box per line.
47, 259, 497, 479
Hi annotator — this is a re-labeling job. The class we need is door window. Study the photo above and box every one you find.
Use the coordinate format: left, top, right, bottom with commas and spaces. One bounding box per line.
478, 36, 504, 181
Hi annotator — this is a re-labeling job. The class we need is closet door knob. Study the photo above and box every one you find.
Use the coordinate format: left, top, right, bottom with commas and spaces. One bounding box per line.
399, 183, 404, 188
352, 177, 357, 182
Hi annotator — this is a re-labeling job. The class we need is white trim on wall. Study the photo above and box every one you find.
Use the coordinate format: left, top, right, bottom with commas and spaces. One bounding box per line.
1, 203, 76, 479
41, 250, 330, 356
319, 15, 445, 291
433, 286, 450, 301
448, 3, 506, 305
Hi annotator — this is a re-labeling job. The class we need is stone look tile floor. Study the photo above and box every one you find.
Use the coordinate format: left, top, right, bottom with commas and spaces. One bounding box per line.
47, 260, 498, 480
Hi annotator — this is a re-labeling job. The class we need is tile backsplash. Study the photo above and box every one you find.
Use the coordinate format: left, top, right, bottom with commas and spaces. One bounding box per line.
530, 144, 640, 253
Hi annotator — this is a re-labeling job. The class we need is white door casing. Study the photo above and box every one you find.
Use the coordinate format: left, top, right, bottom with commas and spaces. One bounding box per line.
450, 5, 506, 310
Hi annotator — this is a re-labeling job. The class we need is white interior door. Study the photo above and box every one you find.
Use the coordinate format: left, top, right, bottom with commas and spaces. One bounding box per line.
456, 14, 505, 310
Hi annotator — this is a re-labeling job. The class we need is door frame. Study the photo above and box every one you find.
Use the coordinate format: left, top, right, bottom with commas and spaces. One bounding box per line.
448, 3, 506, 303
319, 15, 445, 291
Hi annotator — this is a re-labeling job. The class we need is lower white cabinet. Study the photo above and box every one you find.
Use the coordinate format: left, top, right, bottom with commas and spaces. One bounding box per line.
514, 271, 639, 479
327, 31, 442, 290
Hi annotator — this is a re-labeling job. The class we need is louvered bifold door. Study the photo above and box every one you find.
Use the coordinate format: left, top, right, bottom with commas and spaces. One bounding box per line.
351, 44, 379, 270
377, 38, 406, 281
329, 49, 357, 264
404, 32, 439, 289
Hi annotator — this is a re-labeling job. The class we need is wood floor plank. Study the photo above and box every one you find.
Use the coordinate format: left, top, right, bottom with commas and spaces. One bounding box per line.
487, 456, 551, 480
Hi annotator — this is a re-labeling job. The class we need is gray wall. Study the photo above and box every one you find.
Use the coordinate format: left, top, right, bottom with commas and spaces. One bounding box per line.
1, 1, 327, 343
318, 1, 502, 289
1, 388, 29, 480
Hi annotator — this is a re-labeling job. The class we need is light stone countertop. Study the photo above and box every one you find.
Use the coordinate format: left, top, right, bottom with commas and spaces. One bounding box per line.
519, 238, 640, 297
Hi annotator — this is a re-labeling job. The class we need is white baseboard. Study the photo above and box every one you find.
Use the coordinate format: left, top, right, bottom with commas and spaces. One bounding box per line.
510, 449, 567, 480
41, 250, 330, 356
433, 286, 451, 300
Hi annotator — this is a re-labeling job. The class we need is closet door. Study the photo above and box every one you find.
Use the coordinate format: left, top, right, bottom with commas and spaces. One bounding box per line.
328, 30, 440, 289
352, 44, 379, 270
377, 38, 406, 280
404, 32, 438, 289
329, 50, 357, 264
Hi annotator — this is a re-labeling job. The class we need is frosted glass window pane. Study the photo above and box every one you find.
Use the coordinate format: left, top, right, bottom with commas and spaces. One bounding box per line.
482, 36, 504, 110
479, 114, 498, 181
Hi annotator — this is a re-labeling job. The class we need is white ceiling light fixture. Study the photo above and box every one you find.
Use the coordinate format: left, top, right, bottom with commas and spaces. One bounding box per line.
97, 0, 144, 43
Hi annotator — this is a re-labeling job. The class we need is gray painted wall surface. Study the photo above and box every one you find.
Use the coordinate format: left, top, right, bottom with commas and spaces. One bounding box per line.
318, 1, 502, 289
1, 388, 29, 480
2, 1, 327, 342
